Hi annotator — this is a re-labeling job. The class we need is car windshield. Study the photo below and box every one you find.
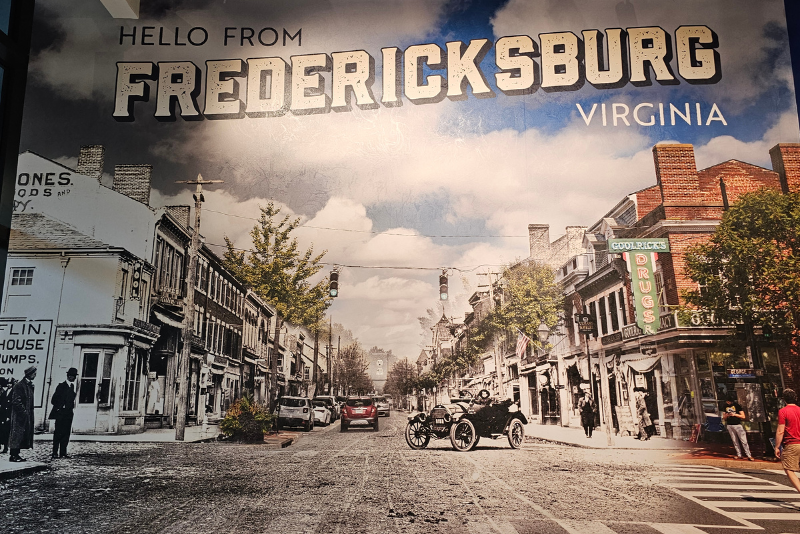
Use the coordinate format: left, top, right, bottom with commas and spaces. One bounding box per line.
375, 397, 387, 403
313, 398, 332, 405
279, 398, 306, 408
312, 401, 326, 408
347, 398, 372, 407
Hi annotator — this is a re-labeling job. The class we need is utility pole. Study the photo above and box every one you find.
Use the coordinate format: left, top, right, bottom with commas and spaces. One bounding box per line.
271, 316, 283, 411
174, 174, 223, 441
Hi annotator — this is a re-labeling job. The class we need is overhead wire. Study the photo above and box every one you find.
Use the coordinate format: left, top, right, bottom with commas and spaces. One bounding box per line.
202, 240, 509, 272
203, 208, 530, 239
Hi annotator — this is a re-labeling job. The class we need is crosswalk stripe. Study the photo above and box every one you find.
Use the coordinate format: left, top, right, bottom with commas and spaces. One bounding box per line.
704, 501, 783, 508
558, 520, 617, 533
670, 484, 777, 490
648, 523, 710, 533
657, 476, 758, 482
685, 491, 800, 499
732, 512, 800, 520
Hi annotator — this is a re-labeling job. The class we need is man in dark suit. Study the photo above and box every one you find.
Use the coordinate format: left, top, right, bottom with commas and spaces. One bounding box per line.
9, 366, 36, 462
49, 367, 78, 459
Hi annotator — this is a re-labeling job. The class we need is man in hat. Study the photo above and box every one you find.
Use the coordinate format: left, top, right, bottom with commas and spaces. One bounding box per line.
49, 367, 78, 459
9, 366, 36, 462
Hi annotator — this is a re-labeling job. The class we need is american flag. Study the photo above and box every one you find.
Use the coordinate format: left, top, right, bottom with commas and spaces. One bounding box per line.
515, 332, 531, 359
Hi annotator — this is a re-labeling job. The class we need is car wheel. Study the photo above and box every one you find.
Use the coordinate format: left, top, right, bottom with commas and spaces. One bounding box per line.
507, 419, 524, 449
303, 419, 311, 432
340, 421, 349, 432
404, 420, 430, 450
470, 436, 480, 451
450, 418, 476, 452
373, 418, 379, 432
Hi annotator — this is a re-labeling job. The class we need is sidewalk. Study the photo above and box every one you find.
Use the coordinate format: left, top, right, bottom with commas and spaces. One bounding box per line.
523, 422, 784, 470
523, 422, 695, 450
33, 425, 221, 443
0, 456, 48, 480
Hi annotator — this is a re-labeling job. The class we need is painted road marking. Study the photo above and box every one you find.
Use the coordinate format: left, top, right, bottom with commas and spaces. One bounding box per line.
659, 464, 800, 528
559, 520, 618, 533
648, 524, 711, 534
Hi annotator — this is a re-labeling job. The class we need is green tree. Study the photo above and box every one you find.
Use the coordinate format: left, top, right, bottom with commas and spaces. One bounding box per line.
461, 261, 562, 363
223, 201, 331, 328
683, 189, 800, 358
385, 359, 417, 400
335, 341, 374, 395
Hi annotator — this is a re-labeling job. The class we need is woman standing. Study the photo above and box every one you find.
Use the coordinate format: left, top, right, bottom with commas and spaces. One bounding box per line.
578, 392, 597, 438
635, 389, 653, 440
0, 377, 12, 453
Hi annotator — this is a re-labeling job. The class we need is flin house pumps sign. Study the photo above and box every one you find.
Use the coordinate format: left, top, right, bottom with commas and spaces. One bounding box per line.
608, 238, 670, 336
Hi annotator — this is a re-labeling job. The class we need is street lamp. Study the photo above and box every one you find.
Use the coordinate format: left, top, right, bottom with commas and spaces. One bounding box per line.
537, 322, 550, 345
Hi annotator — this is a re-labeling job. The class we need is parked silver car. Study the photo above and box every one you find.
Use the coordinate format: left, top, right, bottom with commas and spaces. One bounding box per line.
276, 396, 314, 432
374, 396, 391, 417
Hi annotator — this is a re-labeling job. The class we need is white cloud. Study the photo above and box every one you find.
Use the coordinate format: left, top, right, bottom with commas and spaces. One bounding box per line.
491, 0, 793, 110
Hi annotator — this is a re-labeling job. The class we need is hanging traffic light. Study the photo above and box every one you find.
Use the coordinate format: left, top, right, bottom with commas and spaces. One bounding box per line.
762, 323, 773, 339
439, 271, 448, 301
329, 270, 339, 297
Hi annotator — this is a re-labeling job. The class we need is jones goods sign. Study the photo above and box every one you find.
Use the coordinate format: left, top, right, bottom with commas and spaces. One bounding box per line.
0, 320, 53, 407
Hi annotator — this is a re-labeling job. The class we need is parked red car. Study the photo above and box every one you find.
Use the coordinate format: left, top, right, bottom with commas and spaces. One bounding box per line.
340, 396, 379, 432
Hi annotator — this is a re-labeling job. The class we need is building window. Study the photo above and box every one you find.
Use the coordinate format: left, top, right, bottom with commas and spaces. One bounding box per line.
10, 268, 33, 286
654, 269, 669, 315
619, 288, 628, 325
588, 301, 598, 338
598, 298, 609, 336
79, 350, 113, 405
123, 349, 145, 411
304, 366, 310, 380
608, 292, 619, 332
79, 352, 100, 404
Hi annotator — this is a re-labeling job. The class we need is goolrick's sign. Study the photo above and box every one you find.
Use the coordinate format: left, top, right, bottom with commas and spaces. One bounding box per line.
608, 238, 670, 253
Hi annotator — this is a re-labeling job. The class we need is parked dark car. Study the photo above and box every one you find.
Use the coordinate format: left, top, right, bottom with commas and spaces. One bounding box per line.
341, 396, 379, 432
404, 389, 526, 451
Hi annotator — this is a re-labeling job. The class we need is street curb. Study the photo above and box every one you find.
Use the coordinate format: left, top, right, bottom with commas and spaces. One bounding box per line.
669, 458, 785, 470
0, 461, 49, 480
523, 435, 690, 451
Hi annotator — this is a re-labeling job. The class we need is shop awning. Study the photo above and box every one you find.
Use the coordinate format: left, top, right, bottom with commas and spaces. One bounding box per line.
209, 367, 224, 375
153, 310, 184, 329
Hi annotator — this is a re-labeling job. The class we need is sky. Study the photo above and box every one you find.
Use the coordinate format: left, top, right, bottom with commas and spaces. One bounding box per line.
18, 0, 800, 360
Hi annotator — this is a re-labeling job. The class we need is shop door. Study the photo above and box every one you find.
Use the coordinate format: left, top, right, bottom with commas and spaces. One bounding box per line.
73, 349, 113, 432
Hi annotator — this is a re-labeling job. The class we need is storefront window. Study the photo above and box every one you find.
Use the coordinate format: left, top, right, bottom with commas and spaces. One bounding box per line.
0, 0, 11, 36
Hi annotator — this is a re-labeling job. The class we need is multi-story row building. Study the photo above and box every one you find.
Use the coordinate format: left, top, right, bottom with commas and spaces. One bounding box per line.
514, 142, 799, 444
2, 146, 328, 434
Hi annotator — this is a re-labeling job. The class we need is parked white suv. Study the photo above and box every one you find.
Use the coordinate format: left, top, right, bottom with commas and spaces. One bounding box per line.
276, 396, 314, 432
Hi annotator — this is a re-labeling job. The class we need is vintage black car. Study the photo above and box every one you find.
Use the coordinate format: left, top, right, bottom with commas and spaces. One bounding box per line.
404, 389, 527, 451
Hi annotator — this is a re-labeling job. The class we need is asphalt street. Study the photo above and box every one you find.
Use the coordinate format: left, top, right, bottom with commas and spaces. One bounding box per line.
1, 412, 798, 534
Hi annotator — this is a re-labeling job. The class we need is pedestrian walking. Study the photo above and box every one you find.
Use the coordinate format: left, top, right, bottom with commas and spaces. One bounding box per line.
9, 366, 36, 462
578, 392, 596, 438
49, 367, 78, 459
774, 388, 800, 493
722, 394, 753, 461
635, 389, 653, 441
0, 377, 12, 453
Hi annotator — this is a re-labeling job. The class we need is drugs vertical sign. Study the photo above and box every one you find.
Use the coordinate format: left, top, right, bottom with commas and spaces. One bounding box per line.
0, 320, 53, 407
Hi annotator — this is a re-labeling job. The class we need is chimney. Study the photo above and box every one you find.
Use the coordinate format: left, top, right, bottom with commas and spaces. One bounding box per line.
652, 144, 700, 210
166, 205, 191, 229
564, 226, 587, 258
528, 224, 550, 263
113, 164, 152, 205
769, 143, 800, 193
76, 145, 105, 181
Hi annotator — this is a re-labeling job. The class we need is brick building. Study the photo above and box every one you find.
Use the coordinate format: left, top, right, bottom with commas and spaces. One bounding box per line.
519, 142, 799, 445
